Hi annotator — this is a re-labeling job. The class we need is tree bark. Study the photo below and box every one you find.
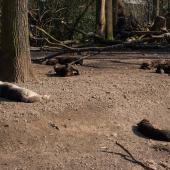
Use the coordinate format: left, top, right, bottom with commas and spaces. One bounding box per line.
168, 0, 170, 13
153, 0, 159, 19
105, 0, 113, 40
96, 0, 106, 38
112, 0, 118, 36
0, 0, 32, 82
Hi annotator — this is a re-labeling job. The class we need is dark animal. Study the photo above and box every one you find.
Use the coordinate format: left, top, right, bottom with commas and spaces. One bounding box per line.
0, 81, 50, 103
156, 64, 170, 74
140, 62, 151, 70
58, 56, 83, 65
54, 64, 79, 77
137, 119, 170, 142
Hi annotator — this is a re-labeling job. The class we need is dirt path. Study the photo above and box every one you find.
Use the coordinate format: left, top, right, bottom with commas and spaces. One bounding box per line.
0, 55, 170, 170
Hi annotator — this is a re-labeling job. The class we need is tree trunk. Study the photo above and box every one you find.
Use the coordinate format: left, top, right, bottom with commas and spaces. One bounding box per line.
0, 0, 32, 82
168, 0, 170, 13
112, 0, 118, 36
96, 0, 106, 38
105, 0, 113, 40
153, 0, 159, 19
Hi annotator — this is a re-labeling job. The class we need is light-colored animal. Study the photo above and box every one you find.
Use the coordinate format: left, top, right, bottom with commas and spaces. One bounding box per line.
0, 81, 50, 103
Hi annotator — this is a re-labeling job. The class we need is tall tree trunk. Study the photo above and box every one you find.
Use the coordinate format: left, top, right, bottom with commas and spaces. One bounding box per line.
105, 0, 113, 40
0, 0, 32, 82
168, 0, 170, 13
159, 0, 163, 16
96, 0, 106, 38
112, 0, 118, 36
153, 0, 159, 19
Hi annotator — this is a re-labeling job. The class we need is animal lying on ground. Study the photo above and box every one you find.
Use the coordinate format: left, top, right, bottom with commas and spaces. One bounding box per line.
140, 60, 170, 75
140, 62, 151, 70
156, 63, 170, 74
54, 64, 79, 77
0, 81, 50, 103
137, 119, 170, 142
140, 60, 162, 70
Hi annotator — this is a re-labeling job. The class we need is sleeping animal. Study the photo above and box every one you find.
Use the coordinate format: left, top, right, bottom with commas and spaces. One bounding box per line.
137, 119, 170, 142
0, 81, 50, 103
54, 64, 79, 77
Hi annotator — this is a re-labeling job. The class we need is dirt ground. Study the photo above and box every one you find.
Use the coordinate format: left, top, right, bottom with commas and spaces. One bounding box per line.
0, 53, 170, 170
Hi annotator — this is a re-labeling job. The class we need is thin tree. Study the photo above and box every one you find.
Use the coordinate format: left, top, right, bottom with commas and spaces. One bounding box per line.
112, 0, 118, 36
0, 0, 32, 82
96, 0, 106, 38
105, 0, 113, 40
168, 0, 170, 13
153, 0, 159, 18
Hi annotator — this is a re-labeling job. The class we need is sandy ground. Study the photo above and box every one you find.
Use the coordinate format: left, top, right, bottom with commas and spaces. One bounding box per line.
0, 54, 170, 170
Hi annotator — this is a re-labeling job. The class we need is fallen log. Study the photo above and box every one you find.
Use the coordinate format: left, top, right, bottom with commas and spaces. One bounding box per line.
31, 43, 170, 63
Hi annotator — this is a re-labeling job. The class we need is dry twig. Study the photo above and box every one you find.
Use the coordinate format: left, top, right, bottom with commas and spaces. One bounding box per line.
116, 141, 156, 170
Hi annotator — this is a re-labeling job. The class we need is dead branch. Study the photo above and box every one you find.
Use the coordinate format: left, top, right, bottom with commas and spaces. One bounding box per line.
31, 25, 74, 50
151, 33, 170, 39
69, 53, 99, 65
116, 141, 156, 170
31, 43, 170, 63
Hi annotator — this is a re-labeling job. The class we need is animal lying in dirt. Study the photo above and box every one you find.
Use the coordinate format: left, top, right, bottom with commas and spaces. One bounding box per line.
140, 60, 162, 70
54, 64, 79, 77
140, 60, 170, 74
137, 119, 170, 142
156, 63, 170, 74
140, 62, 151, 70
0, 81, 50, 103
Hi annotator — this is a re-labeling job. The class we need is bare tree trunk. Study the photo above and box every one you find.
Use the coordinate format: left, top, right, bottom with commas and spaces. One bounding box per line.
153, 0, 159, 19
168, 0, 170, 13
112, 0, 118, 36
105, 0, 113, 40
96, 0, 106, 38
0, 0, 32, 82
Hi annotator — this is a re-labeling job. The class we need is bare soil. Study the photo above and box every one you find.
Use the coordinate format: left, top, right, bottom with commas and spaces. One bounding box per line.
0, 54, 170, 170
